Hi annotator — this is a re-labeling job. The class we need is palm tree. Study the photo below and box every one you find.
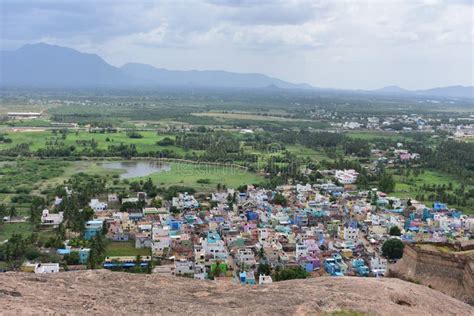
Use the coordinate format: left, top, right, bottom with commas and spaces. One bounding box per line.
8, 206, 17, 222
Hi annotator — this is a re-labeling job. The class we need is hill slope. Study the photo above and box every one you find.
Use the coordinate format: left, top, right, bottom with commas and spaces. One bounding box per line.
0, 43, 309, 89
121, 62, 312, 89
1, 270, 472, 315
0, 43, 129, 87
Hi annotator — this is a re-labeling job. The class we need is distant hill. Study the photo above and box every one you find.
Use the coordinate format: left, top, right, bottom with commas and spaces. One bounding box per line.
1, 43, 471, 98
120, 62, 312, 89
373, 85, 474, 99
375, 85, 410, 93
0, 43, 128, 87
416, 85, 474, 99
0, 43, 311, 89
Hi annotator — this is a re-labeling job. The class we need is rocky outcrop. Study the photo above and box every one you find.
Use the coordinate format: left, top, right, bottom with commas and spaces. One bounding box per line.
1, 270, 472, 315
390, 243, 474, 305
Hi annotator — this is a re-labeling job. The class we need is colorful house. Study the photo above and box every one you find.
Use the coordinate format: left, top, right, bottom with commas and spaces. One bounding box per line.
84, 220, 104, 240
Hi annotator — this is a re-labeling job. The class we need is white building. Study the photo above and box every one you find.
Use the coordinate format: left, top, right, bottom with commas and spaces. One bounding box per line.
201, 238, 228, 260
89, 199, 107, 212
370, 257, 387, 276
258, 228, 270, 245
235, 248, 256, 266
335, 169, 359, 184
41, 209, 64, 226
35, 263, 59, 274
174, 260, 194, 275
152, 238, 171, 256
259, 274, 273, 285
295, 243, 308, 260
343, 226, 359, 242
172, 192, 199, 209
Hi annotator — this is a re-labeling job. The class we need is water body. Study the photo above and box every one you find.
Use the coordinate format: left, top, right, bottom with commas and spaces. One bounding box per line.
100, 161, 171, 179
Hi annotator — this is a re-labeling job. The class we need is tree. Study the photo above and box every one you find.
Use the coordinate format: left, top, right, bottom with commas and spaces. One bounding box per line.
8, 206, 17, 221
88, 234, 106, 269
378, 173, 395, 193
257, 263, 271, 276
382, 238, 405, 260
64, 251, 81, 265
257, 247, 266, 261
273, 266, 308, 281
170, 206, 179, 215
389, 226, 402, 236
274, 193, 287, 206
29, 197, 45, 225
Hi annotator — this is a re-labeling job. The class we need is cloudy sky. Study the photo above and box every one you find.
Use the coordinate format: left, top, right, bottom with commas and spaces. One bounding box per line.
1, 0, 473, 89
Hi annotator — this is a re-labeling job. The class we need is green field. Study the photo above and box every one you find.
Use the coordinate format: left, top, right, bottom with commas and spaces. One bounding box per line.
0, 222, 34, 242
192, 111, 311, 122
133, 162, 264, 191
0, 222, 55, 242
0, 130, 190, 154
392, 170, 474, 214
105, 241, 151, 257
346, 131, 411, 141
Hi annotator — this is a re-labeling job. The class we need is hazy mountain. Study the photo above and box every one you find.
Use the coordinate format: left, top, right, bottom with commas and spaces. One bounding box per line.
0, 43, 472, 98
375, 85, 410, 93
0, 43, 311, 89
120, 62, 312, 89
373, 85, 473, 99
0, 43, 128, 87
416, 85, 474, 99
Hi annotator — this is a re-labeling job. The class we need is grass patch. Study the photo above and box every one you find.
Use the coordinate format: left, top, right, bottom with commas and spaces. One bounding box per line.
105, 241, 151, 257
0, 223, 54, 243
0, 130, 189, 154
0, 222, 35, 242
133, 162, 263, 191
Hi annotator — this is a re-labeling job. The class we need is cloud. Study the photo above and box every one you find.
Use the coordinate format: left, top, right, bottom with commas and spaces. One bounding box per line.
0, 0, 472, 89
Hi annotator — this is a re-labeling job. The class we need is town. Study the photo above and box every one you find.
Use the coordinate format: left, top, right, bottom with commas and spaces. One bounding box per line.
4, 165, 472, 290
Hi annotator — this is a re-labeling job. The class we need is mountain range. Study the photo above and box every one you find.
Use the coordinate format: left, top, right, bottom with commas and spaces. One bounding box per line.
0, 43, 472, 99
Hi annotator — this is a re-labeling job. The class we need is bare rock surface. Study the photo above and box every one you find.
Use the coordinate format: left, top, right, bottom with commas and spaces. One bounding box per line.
0, 270, 473, 315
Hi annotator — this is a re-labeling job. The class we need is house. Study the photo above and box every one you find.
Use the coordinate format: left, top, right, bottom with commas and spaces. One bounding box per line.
433, 202, 448, 212
172, 192, 199, 209
7, 112, 42, 119
335, 169, 359, 184
89, 199, 107, 212
370, 257, 387, 276
239, 271, 256, 285
35, 263, 60, 274
259, 274, 273, 285
295, 243, 308, 260
54, 197, 63, 206
41, 209, 64, 226
135, 234, 152, 248
235, 248, 256, 266
122, 197, 139, 204
152, 237, 171, 256
343, 226, 359, 242
108, 194, 119, 203
84, 220, 104, 240
352, 258, 369, 277
174, 260, 194, 275
201, 232, 228, 260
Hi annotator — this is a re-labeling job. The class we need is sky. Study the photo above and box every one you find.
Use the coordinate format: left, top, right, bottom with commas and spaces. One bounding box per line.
1, 0, 473, 90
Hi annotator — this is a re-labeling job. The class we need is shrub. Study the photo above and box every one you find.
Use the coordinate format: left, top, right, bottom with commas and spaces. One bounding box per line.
382, 238, 405, 260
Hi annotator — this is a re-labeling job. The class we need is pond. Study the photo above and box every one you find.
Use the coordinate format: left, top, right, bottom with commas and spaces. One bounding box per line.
100, 161, 171, 179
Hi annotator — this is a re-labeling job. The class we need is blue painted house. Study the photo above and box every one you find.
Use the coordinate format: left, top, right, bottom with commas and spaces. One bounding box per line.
433, 202, 448, 212
245, 210, 259, 221
351, 258, 369, 277
84, 220, 104, 240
